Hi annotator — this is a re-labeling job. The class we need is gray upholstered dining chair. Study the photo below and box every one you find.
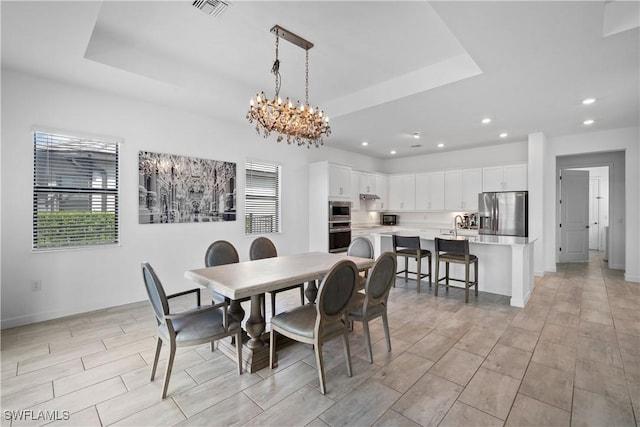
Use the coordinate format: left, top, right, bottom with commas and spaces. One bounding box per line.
141, 262, 242, 399
205, 240, 264, 314
347, 236, 375, 291
269, 259, 358, 395
347, 252, 397, 363
249, 237, 305, 317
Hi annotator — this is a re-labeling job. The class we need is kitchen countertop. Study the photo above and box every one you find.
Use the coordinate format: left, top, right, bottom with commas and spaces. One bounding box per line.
374, 228, 534, 246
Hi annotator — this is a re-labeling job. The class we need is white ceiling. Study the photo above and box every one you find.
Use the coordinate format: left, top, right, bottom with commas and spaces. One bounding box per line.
2, 1, 638, 159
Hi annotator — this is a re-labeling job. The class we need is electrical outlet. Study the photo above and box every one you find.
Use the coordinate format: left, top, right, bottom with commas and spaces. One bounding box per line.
31, 280, 42, 292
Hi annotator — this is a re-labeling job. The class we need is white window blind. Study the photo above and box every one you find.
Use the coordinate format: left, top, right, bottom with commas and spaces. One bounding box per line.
245, 161, 281, 234
33, 131, 119, 250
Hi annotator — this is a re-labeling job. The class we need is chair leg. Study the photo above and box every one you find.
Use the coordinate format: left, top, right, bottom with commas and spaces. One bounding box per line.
434, 257, 440, 297
299, 285, 305, 305
314, 342, 326, 395
342, 330, 353, 378
473, 261, 478, 296
428, 253, 432, 287
150, 337, 162, 381
235, 330, 243, 374
465, 262, 470, 304
445, 262, 450, 290
362, 319, 373, 363
161, 340, 176, 399
416, 256, 421, 293
404, 257, 409, 283
382, 312, 392, 353
269, 328, 276, 369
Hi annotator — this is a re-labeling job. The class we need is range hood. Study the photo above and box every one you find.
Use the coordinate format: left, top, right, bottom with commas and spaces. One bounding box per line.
360, 193, 380, 200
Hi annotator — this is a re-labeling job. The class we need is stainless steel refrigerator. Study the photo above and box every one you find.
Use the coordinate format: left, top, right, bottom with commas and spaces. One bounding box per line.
478, 191, 528, 237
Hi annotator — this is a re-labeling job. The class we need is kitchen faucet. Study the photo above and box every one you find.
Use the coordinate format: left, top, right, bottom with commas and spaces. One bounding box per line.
453, 214, 463, 238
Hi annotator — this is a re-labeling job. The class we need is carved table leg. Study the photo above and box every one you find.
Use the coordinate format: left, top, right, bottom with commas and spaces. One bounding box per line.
304, 280, 318, 304
227, 299, 245, 325
245, 294, 266, 350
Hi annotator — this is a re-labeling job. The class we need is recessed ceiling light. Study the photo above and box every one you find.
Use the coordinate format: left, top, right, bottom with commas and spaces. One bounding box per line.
482, 118, 492, 124
413, 132, 420, 139
437, 143, 444, 148
361, 141, 368, 146
582, 98, 596, 105
499, 133, 508, 138
583, 119, 595, 125
390, 150, 397, 155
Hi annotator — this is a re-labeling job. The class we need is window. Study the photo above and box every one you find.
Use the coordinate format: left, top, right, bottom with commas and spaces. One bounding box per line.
33, 131, 119, 250
245, 160, 281, 234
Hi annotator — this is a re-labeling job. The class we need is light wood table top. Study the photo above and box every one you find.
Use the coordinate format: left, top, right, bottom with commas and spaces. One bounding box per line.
184, 251, 375, 300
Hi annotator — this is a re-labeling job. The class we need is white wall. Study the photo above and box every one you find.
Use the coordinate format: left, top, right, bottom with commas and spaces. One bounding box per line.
0, 70, 370, 328
383, 141, 528, 174
540, 127, 639, 281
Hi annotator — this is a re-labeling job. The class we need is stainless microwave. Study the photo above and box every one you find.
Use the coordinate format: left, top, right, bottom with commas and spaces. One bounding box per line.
328, 201, 351, 221
380, 214, 397, 225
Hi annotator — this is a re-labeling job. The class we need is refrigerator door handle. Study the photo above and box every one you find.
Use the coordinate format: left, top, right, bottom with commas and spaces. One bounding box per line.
494, 199, 499, 233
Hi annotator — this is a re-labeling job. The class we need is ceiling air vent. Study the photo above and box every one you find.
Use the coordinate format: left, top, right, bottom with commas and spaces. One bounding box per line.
192, 0, 229, 17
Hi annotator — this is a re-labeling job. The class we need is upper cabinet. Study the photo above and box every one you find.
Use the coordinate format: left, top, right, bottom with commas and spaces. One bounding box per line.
483, 164, 527, 192
368, 173, 388, 211
444, 168, 482, 211
415, 171, 445, 211
388, 174, 416, 211
350, 171, 362, 210
328, 164, 351, 200
462, 168, 482, 211
359, 173, 376, 194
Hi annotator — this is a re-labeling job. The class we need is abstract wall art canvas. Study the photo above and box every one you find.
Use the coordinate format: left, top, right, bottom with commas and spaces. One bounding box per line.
138, 151, 236, 224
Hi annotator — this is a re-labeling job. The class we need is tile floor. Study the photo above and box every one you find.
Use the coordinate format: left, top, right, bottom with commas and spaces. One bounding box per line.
1, 252, 638, 426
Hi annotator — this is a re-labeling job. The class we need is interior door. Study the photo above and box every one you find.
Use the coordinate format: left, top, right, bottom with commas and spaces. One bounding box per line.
559, 169, 589, 262
589, 178, 600, 250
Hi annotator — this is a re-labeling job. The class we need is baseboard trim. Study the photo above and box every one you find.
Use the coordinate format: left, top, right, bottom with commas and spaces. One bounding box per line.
624, 274, 640, 283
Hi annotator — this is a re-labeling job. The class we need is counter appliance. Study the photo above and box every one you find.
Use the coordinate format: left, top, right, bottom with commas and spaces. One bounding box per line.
478, 191, 528, 237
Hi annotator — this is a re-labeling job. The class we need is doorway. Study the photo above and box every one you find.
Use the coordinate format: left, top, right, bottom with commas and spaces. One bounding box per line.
564, 166, 610, 253
556, 151, 624, 270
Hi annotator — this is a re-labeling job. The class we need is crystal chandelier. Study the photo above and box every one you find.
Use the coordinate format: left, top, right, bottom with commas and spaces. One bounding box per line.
246, 25, 331, 148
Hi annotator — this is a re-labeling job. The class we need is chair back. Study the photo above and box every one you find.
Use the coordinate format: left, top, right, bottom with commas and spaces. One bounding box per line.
205, 240, 239, 267
249, 237, 277, 260
393, 235, 421, 251
435, 237, 469, 256
141, 262, 169, 325
316, 260, 358, 323
364, 252, 397, 304
347, 237, 374, 259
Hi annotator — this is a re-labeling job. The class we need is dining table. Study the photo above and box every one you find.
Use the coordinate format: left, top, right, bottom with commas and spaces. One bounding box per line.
184, 251, 375, 372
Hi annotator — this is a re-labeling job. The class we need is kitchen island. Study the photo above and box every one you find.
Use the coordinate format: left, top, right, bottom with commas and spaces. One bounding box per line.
369, 227, 536, 307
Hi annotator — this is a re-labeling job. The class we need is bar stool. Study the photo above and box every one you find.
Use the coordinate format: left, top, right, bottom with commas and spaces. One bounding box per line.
434, 237, 478, 303
392, 235, 431, 293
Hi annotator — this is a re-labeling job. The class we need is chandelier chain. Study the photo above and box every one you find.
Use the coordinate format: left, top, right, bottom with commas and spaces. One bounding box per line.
272, 34, 281, 97
305, 50, 309, 106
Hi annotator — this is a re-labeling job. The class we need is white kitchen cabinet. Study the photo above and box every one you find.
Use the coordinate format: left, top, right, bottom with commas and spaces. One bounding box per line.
444, 170, 463, 211
503, 164, 528, 191
462, 168, 482, 211
351, 171, 362, 211
369, 173, 388, 211
415, 171, 445, 211
329, 164, 351, 200
389, 174, 415, 211
359, 172, 376, 194
483, 164, 527, 192
445, 169, 482, 211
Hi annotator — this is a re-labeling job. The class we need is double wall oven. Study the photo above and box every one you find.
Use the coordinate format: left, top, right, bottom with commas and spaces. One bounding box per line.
328, 201, 351, 253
